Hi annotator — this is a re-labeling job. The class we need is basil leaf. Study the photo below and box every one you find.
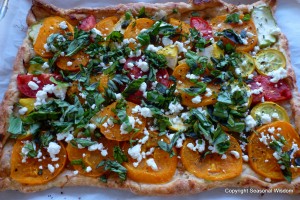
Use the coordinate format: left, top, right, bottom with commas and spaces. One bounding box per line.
137, 32, 150, 46
97, 160, 127, 181
23, 141, 38, 158
158, 132, 181, 158
182, 83, 206, 96
279, 152, 292, 183
8, 116, 23, 135
216, 29, 243, 44
224, 13, 240, 23
217, 91, 232, 104
71, 158, 86, 169
70, 138, 97, 147
107, 31, 124, 43
29, 56, 45, 65
113, 146, 128, 163
122, 78, 146, 98
40, 132, 54, 147
144, 50, 167, 69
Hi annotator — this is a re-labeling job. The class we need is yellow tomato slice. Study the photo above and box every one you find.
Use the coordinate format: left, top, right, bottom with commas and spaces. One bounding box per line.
181, 135, 243, 181
11, 141, 67, 185
248, 121, 300, 180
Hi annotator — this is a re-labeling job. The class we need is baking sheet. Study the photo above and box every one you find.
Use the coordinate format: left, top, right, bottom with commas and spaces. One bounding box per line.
0, 0, 300, 199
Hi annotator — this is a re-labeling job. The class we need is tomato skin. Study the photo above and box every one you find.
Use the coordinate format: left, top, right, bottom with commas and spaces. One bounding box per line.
78, 15, 96, 31
156, 69, 170, 88
190, 17, 213, 40
250, 75, 292, 104
17, 74, 61, 98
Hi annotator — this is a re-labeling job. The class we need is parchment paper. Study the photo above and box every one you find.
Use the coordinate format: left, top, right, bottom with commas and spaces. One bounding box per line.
0, 0, 300, 199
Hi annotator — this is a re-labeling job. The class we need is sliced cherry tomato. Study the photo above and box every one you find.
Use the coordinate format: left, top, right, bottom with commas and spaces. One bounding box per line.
123, 57, 147, 80
17, 74, 61, 98
250, 75, 292, 104
126, 90, 144, 105
156, 69, 170, 88
78, 15, 96, 31
190, 17, 213, 40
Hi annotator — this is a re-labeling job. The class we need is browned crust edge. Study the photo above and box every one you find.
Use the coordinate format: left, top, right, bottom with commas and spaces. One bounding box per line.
2, 0, 300, 196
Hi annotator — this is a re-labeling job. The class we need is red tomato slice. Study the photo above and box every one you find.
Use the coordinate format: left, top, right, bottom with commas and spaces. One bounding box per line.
190, 17, 213, 40
123, 58, 170, 104
123, 57, 147, 80
250, 75, 292, 104
78, 15, 96, 31
17, 74, 61, 98
126, 90, 144, 105
156, 69, 170, 88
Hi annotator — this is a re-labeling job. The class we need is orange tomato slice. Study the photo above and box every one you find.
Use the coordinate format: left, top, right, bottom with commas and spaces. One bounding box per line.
124, 18, 155, 48
210, 15, 258, 52
181, 135, 243, 181
169, 18, 191, 35
34, 16, 74, 58
122, 131, 178, 183
95, 16, 118, 36
56, 51, 89, 71
90, 73, 109, 93
172, 63, 220, 107
248, 121, 300, 180
66, 137, 118, 177
10, 140, 67, 185
91, 101, 146, 141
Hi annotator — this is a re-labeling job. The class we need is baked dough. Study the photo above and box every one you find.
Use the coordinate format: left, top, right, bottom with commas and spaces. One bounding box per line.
1, 0, 300, 195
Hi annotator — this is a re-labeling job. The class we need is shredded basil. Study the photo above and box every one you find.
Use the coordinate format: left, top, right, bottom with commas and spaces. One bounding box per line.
97, 160, 127, 181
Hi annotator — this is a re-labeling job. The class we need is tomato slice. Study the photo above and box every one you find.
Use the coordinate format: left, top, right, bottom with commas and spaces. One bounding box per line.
156, 69, 170, 88
78, 15, 96, 31
17, 74, 61, 98
190, 17, 213, 40
124, 57, 147, 80
250, 75, 292, 104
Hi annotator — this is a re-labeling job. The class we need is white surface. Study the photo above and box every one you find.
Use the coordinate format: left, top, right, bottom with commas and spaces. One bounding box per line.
0, 0, 300, 199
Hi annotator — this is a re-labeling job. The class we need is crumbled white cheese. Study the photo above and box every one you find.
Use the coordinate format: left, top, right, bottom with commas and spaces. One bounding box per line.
162, 37, 173, 46
146, 44, 163, 52
187, 139, 205, 153
168, 101, 184, 114
251, 87, 263, 95
47, 142, 61, 161
244, 115, 257, 131
128, 144, 142, 167
230, 150, 240, 159
48, 164, 55, 173
28, 81, 39, 90
41, 62, 50, 69
136, 59, 149, 72
140, 107, 153, 118
174, 41, 187, 53
67, 61, 73, 66
260, 113, 272, 124
221, 154, 227, 160
18, 107, 28, 115
265, 178, 271, 182
267, 68, 288, 83
146, 158, 158, 171
59, 21, 68, 30
186, 73, 199, 80
86, 166, 92, 173
242, 155, 249, 162
191, 95, 202, 104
